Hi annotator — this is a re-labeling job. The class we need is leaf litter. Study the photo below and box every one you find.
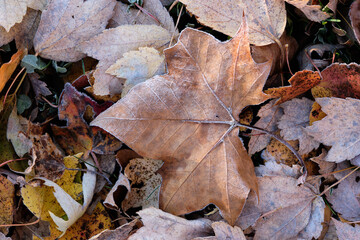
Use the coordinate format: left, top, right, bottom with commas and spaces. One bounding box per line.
1, 0, 360, 239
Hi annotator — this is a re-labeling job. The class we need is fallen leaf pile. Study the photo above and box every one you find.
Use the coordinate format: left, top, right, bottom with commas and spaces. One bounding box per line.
1, 0, 360, 239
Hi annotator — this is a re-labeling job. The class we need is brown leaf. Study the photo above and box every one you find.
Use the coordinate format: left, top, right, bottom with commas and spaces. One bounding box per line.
306, 97, 360, 162
109, 0, 176, 35
310, 149, 336, 182
180, 0, 286, 46
0, 0, 36, 31
285, 0, 330, 22
278, 98, 320, 155
261, 134, 299, 165
265, 70, 321, 104
89, 219, 138, 240
128, 208, 213, 240
237, 175, 325, 239
122, 158, 163, 211
0, 8, 41, 49
51, 83, 121, 157
106, 47, 165, 98
251, 32, 298, 75
194, 222, 246, 240
91, 18, 271, 224
6, 107, 65, 180
248, 100, 283, 155
332, 218, 360, 240
326, 162, 360, 221
312, 63, 360, 99
0, 48, 27, 93
28, 73, 52, 98
34, 0, 116, 61
350, 0, 360, 44
104, 172, 130, 210
79, 25, 171, 96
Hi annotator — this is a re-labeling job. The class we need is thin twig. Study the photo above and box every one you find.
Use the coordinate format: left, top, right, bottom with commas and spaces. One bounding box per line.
169, 4, 183, 47
235, 122, 307, 179
3, 67, 26, 105
90, 151, 103, 174
169, 0, 179, 11
0, 158, 27, 168
332, 50, 337, 64
134, 3, 160, 25
40, 96, 58, 108
285, 44, 294, 75
0, 218, 40, 227
317, 166, 360, 197
305, 50, 322, 78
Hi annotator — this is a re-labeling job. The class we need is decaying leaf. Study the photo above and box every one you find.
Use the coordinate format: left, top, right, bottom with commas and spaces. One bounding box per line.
122, 158, 163, 211
255, 161, 301, 178
91, 17, 272, 224
278, 98, 320, 155
350, 0, 360, 44
248, 100, 283, 155
309, 102, 327, 125
0, 175, 14, 235
251, 32, 298, 75
79, 25, 171, 96
0, 0, 38, 31
310, 150, 336, 184
109, 0, 176, 35
128, 208, 213, 240
306, 97, 360, 162
89, 219, 138, 240
7, 107, 65, 180
332, 218, 360, 240
37, 158, 96, 237
326, 162, 360, 222
194, 222, 246, 240
34, 0, 116, 61
103, 172, 130, 210
180, 0, 286, 46
7, 107, 33, 157
106, 47, 165, 97
51, 83, 120, 157
285, 0, 329, 22
237, 162, 325, 239
22, 155, 97, 238
312, 63, 360, 99
261, 135, 299, 165
0, 8, 41, 49
265, 70, 321, 104
0, 48, 27, 93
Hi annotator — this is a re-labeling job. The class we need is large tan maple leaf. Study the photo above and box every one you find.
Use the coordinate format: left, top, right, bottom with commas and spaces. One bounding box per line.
91, 18, 271, 225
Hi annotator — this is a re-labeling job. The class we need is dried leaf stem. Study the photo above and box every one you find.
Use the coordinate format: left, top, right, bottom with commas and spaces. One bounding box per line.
182, 119, 307, 179
235, 122, 307, 179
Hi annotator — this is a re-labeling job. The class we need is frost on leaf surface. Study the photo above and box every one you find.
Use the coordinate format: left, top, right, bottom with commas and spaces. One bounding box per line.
91, 17, 271, 225
278, 98, 320, 155
306, 97, 360, 162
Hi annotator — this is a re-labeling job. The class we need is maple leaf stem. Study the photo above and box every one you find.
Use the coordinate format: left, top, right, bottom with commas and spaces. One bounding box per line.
235, 122, 307, 179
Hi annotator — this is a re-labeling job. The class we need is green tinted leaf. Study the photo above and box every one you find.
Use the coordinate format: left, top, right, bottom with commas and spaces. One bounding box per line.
21, 55, 48, 73
17, 94, 32, 114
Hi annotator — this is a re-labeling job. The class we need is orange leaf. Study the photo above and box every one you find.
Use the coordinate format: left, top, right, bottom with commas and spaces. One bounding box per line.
265, 70, 321, 104
91, 17, 271, 225
0, 48, 27, 93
